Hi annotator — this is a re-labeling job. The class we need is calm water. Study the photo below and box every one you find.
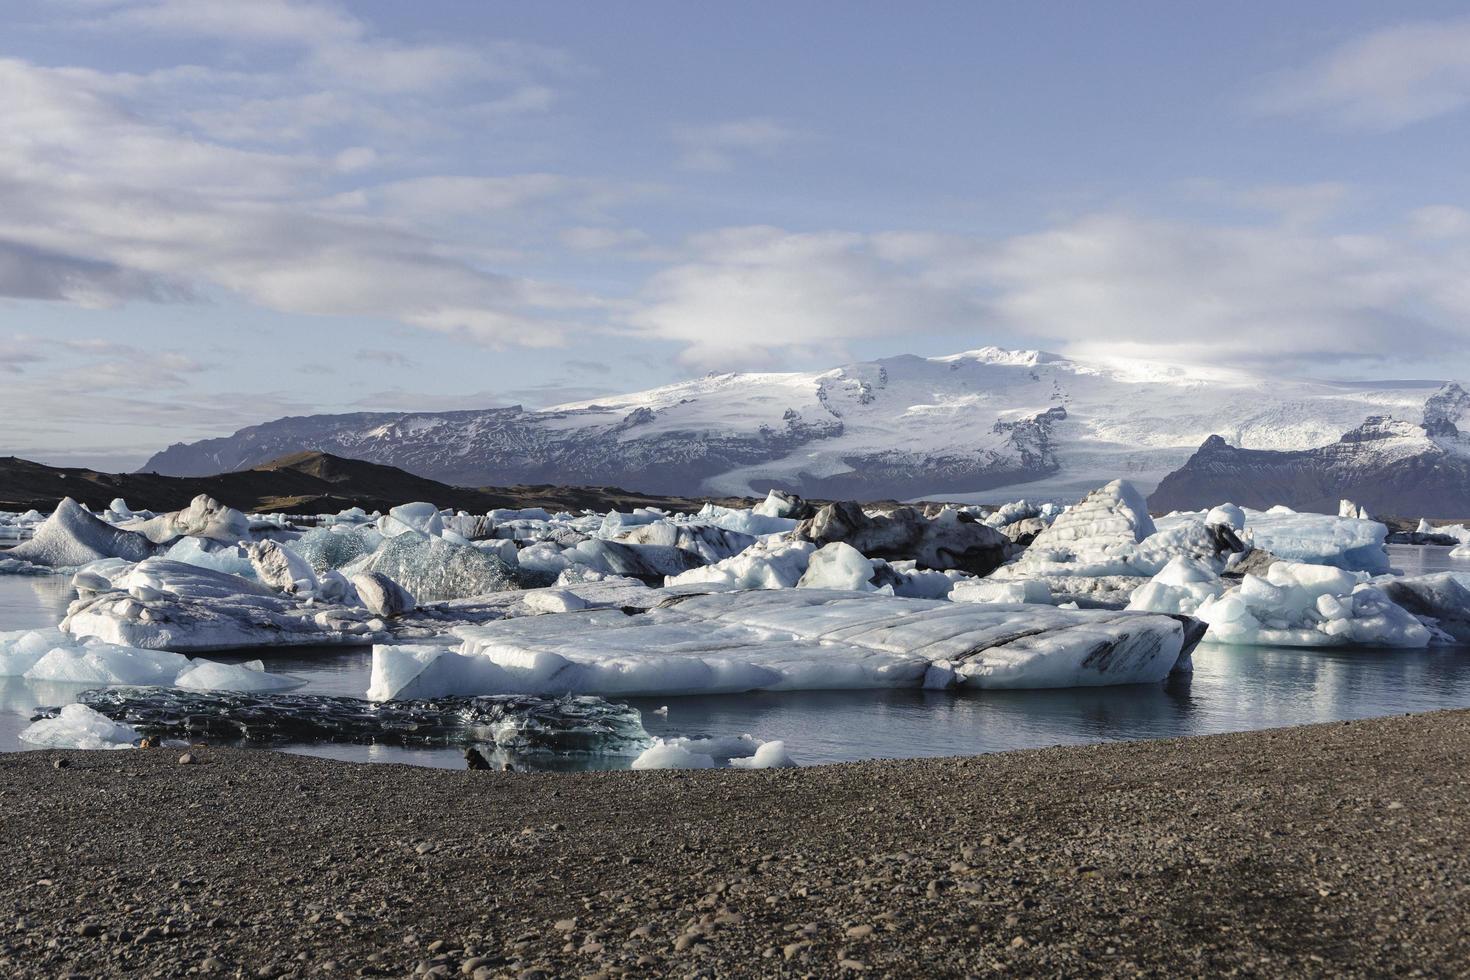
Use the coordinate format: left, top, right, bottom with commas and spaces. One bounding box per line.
4, 544, 1470, 769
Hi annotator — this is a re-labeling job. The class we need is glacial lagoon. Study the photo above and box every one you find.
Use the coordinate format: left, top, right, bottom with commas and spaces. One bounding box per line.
5, 544, 1470, 771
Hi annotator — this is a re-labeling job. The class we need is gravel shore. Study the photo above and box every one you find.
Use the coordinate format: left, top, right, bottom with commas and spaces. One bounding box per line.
3, 711, 1469, 978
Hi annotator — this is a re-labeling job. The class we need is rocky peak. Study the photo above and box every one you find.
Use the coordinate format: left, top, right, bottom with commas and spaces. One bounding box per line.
1423, 382, 1470, 438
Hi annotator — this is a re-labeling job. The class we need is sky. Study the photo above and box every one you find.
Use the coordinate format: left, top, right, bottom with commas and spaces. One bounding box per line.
4, 1, 1470, 469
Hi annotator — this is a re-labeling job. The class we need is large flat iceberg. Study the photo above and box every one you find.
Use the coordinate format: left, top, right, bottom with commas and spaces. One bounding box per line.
369, 590, 1200, 700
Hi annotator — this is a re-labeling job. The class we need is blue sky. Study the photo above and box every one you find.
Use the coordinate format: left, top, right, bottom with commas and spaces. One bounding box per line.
4, 1, 1470, 469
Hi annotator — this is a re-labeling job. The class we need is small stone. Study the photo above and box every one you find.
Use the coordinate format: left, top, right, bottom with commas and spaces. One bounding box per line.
553, 918, 577, 933
52, 758, 70, 770
178, 752, 197, 765
75, 922, 101, 937
839, 959, 866, 972
844, 924, 874, 939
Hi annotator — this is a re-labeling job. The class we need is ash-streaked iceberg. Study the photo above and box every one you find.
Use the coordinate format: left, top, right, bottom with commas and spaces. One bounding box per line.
56, 687, 652, 754
369, 589, 1201, 701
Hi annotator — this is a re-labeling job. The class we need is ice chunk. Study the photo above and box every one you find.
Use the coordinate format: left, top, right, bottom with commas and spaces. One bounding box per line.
1027, 479, 1155, 555
289, 524, 382, 572
1126, 557, 1227, 616
127, 495, 250, 544
631, 733, 795, 770
379, 501, 444, 538
26, 642, 190, 685
1377, 573, 1470, 644
4, 498, 154, 569
162, 536, 255, 577
796, 543, 876, 592
665, 539, 817, 590
631, 739, 716, 770
50, 688, 651, 754
1206, 503, 1246, 531
357, 532, 516, 601
0, 628, 69, 676
173, 658, 304, 693
950, 579, 1053, 605
694, 503, 799, 536
796, 503, 1009, 575
248, 540, 319, 594
729, 739, 797, 769
1240, 510, 1389, 574
753, 490, 808, 519
564, 539, 704, 581
352, 571, 416, 618
1196, 561, 1430, 647
616, 522, 755, 563
20, 703, 138, 750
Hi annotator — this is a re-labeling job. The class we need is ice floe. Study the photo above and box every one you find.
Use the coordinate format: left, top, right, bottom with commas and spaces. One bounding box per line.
369, 590, 1201, 700
57, 688, 650, 753
20, 703, 139, 750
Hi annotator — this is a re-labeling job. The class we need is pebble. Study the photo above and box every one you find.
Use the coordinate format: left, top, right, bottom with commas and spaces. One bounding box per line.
178, 752, 197, 765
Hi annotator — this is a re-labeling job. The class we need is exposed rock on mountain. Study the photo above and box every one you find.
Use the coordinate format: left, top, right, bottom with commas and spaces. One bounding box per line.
1150, 387, 1470, 518
141, 348, 1445, 501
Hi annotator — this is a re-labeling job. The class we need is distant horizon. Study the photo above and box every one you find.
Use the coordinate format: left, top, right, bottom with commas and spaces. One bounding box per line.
5, 1, 1470, 468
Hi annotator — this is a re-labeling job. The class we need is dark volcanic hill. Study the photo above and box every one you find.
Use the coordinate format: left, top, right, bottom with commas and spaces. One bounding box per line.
0, 452, 745, 516
1148, 410, 1470, 518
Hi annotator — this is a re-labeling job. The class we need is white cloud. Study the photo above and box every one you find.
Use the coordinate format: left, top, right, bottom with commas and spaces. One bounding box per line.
1409, 205, 1470, 239
0, 53, 591, 347
628, 226, 984, 367
979, 213, 1466, 366
624, 210, 1470, 372
673, 117, 799, 172
1251, 18, 1470, 129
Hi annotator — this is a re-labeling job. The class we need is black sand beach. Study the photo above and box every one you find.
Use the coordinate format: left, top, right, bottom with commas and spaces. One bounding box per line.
3, 711, 1468, 978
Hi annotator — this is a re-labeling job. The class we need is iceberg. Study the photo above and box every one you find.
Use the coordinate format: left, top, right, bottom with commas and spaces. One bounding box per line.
352, 532, 517, 601
989, 481, 1244, 605
379, 501, 444, 538
370, 590, 1202, 700
61, 687, 651, 753
796, 542, 877, 592
125, 494, 250, 544
631, 734, 796, 771
289, 524, 383, 573
615, 522, 756, 563
0, 628, 303, 690
248, 539, 319, 594
351, 571, 416, 618
795, 503, 1009, 575
1155, 506, 1390, 574
1126, 557, 1228, 616
20, 703, 139, 750
3, 498, 154, 569
665, 539, 817, 590
1195, 561, 1431, 648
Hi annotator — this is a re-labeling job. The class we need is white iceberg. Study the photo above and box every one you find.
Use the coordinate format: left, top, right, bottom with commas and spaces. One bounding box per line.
369, 590, 1200, 700
126, 495, 250, 544
631, 734, 797, 771
1195, 561, 1430, 648
1126, 557, 1228, 616
21, 704, 139, 750
4, 498, 154, 569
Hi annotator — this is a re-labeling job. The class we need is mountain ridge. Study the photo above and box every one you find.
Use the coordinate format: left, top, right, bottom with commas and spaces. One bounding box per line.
142, 347, 1452, 501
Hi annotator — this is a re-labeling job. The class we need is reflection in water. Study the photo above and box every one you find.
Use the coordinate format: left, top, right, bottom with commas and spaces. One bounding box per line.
2, 550, 1470, 769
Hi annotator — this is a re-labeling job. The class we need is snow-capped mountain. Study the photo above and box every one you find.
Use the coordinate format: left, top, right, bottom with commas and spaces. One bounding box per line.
1150, 384, 1470, 517
142, 347, 1449, 501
